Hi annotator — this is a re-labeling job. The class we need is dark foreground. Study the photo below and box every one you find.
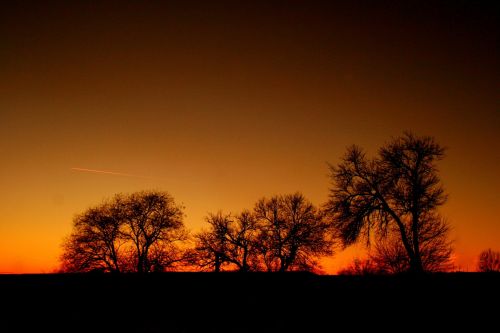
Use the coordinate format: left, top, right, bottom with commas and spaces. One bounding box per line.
1, 272, 498, 332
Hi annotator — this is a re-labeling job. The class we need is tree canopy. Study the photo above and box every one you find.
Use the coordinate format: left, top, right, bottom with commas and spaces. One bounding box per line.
326, 132, 452, 273
61, 191, 188, 273
192, 193, 334, 272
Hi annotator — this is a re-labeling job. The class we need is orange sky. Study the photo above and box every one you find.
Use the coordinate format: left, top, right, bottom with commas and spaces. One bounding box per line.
1, 1, 498, 273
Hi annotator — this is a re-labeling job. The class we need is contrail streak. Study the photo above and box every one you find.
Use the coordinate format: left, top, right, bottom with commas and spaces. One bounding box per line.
71, 167, 151, 179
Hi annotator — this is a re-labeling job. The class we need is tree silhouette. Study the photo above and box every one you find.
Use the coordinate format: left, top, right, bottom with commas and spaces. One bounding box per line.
61, 204, 124, 273
192, 212, 233, 272
326, 132, 451, 273
60, 191, 188, 273
254, 193, 334, 272
192, 193, 333, 272
122, 192, 187, 273
192, 211, 260, 272
227, 211, 261, 272
478, 249, 500, 272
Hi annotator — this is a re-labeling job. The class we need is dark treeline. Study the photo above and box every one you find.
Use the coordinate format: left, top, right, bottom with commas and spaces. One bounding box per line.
61, 132, 491, 274
60, 192, 334, 273
190, 193, 334, 272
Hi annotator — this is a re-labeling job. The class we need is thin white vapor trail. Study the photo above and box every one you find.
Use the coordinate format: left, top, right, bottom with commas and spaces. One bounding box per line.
71, 167, 152, 179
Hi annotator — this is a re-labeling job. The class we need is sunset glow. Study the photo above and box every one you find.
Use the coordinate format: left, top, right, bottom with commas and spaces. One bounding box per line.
1, 1, 498, 274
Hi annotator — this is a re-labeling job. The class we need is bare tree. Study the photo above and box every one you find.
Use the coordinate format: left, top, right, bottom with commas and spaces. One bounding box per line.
192, 194, 333, 273
192, 211, 234, 272
192, 211, 260, 272
254, 193, 334, 272
61, 205, 124, 273
226, 211, 260, 272
121, 191, 187, 273
60, 191, 188, 273
478, 249, 500, 272
326, 132, 451, 273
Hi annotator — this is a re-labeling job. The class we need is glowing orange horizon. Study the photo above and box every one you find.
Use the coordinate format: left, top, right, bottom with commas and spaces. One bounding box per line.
1, 2, 497, 275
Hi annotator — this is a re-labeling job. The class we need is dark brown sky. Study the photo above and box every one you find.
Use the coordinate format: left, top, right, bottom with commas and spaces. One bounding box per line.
1, 0, 498, 272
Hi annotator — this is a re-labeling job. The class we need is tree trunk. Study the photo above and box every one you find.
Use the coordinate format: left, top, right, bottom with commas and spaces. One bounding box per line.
279, 257, 286, 272
214, 254, 221, 272
137, 251, 146, 273
241, 248, 248, 272
410, 215, 424, 273
409, 157, 424, 274
408, 257, 424, 273
379, 197, 417, 272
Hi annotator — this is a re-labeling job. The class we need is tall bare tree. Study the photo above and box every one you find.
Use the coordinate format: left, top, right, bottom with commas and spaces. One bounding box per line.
326, 132, 451, 273
60, 191, 188, 273
254, 193, 334, 272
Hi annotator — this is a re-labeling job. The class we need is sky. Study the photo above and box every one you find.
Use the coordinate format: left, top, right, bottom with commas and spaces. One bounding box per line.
1, 0, 498, 273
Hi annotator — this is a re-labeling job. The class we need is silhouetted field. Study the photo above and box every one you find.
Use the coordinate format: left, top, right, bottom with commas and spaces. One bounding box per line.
1, 272, 498, 332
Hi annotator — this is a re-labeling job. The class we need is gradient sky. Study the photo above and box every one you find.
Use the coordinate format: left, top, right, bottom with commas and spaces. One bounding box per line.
1, 0, 498, 273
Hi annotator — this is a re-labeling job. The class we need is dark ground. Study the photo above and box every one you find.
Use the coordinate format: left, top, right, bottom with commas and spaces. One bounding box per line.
1, 272, 498, 332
